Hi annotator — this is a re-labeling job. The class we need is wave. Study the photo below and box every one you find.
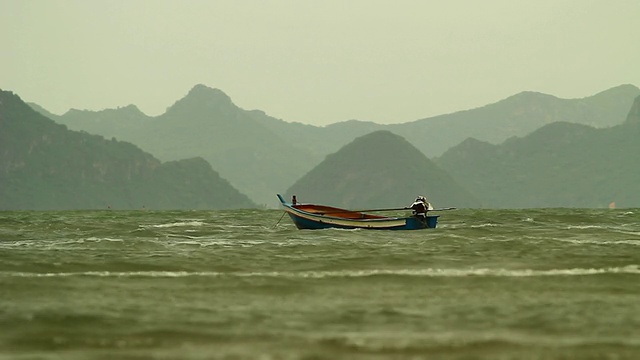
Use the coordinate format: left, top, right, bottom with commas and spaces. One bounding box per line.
143, 221, 205, 228
556, 238, 640, 246
469, 223, 498, 228
313, 330, 640, 351
0, 237, 126, 248
257, 266, 640, 278
4, 265, 639, 279
565, 225, 604, 230
85, 237, 124, 242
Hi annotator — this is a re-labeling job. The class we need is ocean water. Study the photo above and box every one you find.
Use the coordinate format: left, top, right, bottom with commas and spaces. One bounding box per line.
1, 208, 639, 359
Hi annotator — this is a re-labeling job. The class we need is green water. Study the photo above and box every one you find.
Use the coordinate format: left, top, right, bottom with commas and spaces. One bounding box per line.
1, 209, 639, 359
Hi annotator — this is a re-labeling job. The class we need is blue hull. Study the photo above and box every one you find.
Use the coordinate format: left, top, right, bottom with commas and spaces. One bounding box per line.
286, 212, 437, 230
277, 194, 438, 230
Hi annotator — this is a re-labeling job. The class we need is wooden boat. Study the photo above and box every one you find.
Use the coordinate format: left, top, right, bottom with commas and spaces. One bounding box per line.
277, 194, 438, 230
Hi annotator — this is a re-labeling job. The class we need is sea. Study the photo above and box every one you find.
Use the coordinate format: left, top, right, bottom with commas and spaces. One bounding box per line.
1, 208, 639, 360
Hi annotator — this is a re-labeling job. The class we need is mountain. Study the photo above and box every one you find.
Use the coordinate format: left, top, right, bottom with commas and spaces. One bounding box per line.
0, 89, 255, 210
285, 130, 480, 209
256, 84, 640, 159
387, 84, 640, 158
435, 95, 640, 208
35, 83, 639, 207
27, 102, 60, 121
58, 104, 151, 140
46, 85, 320, 206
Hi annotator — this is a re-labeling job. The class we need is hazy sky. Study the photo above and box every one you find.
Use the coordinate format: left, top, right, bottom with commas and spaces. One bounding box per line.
2, 0, 639, 125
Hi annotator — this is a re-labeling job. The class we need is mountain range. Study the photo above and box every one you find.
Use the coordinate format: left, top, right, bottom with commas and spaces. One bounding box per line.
35, 84, 640, 206
435, 95, 640, 208
0, 89, 255, 210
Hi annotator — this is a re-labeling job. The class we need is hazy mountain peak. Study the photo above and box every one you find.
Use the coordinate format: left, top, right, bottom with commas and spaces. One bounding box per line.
337, 130, 417, 156
286, 129, 480, 208
61, 104, 144, 117
118, 104, 143, 113
100, 104, 146, 117
165, 84, 234, 115
453, 137, 494, 151
592, 84, 640, 99
503, 91, 558, 104
187, 84, 232, 103
353, 129, 401, 141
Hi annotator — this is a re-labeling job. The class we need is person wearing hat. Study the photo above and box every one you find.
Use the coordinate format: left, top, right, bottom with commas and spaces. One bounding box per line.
409, 196, 433, 220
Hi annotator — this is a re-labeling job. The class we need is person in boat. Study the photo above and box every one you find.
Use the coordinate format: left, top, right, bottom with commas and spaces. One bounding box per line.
409, 196, 432, 219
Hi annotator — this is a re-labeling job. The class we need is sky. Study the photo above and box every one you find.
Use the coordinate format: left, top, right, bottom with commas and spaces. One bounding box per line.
2, 0, 639, 126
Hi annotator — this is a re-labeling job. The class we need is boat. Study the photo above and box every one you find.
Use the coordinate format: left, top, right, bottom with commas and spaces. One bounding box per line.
277, 194, 439, 230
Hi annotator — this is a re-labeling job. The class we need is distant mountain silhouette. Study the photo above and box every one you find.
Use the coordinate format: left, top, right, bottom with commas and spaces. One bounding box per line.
46, 84, 319, 206
256, 84, 640, 158
33, 83, 639, 208
58, 104, 151, 140
387, 84, 640, 157
1, 89, 255, 210
435, 95, 640, 208
285, 130, 480, 209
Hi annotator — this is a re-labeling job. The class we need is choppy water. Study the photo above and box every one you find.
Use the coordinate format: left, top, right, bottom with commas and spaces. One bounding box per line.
1, 209, 639, 359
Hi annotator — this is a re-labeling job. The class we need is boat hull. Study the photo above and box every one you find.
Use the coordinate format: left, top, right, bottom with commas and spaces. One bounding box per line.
277, 194, 438, 230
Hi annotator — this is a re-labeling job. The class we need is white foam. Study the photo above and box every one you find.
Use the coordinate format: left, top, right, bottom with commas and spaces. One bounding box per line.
558, 238, 640, 246
3, 265, 638, 279
267, 265, 640, 278
145, 221, 205, 228
0, 271, 209, 278
470, 223, 498, 228
85, 237, 124, 242
566, 225, 603, 230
